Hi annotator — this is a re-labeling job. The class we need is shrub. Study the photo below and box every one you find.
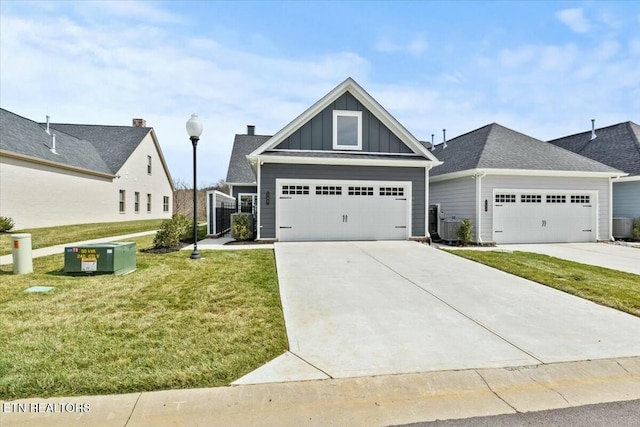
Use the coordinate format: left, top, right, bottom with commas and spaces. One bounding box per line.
153, 214, 192, 249
633, 217, 640, 241
232, 214, 253, 241
0, 216, 15, 232
457, 219, 473, 246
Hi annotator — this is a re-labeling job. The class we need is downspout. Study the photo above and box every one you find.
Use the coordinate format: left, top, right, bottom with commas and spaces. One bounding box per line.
256, 159, 262, 240
475, 171, 487, 244
424, 164, 431, 241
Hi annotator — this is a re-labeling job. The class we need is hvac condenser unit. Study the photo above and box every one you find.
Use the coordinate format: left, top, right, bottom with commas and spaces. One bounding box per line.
612, 217, 634, 239
440, 219, 461, 242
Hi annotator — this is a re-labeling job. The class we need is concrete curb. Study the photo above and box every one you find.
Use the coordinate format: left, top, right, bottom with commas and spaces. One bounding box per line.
2, 357, 639, 427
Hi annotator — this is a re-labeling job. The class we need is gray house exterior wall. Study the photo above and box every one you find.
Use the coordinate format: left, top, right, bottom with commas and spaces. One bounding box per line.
479, 175, 611, 242
259, 163, 426, 239
274, 92, 412, 154
430, 177, 477, 239
613, 181, 640, 218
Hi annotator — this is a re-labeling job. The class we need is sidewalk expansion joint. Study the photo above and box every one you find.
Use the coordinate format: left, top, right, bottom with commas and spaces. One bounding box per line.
290, 351, 334, 379
124, 392, 142, 427
473, 369, 521, 414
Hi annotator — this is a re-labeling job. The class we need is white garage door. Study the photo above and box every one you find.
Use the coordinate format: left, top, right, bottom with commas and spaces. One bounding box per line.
277, 179, 411, 241
493, 190, 596, 244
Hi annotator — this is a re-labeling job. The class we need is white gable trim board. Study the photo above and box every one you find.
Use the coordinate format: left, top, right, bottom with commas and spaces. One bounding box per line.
275, 178, 412, 241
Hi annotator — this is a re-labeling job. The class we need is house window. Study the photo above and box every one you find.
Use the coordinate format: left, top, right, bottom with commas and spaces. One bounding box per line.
546, 195, 566, 204
348, 186, 374, 196
521, 194, 541, 203
119, 190, 126, 213
239, 194, 257, 213
163, 196, 170, 212
147, 156, 152, 175
147, 194, 152, 212
380, 187, 404, 197
571, 195, 590, 204
315, 186, 342, 195
332, 110, 362, 150
282, 185, 309, 195
495, 194, 516, 203
134, 192, 140, 213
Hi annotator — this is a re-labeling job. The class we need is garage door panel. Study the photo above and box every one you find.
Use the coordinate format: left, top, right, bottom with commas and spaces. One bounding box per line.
493, 190, 595, 244
277, 180, 410, 241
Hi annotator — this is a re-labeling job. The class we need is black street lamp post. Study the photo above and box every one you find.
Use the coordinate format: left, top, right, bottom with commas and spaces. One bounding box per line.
186, 114, 203, 260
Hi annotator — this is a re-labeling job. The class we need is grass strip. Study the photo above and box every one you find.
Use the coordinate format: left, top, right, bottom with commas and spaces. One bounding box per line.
447, 250, 640, 317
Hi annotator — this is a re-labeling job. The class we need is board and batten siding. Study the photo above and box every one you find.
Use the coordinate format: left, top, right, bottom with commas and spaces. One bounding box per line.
613, 181, 640, 218
259, 164, 426, 239
429, 177, 477, 240
274, 91, 412, 154
480, 175, 611, 242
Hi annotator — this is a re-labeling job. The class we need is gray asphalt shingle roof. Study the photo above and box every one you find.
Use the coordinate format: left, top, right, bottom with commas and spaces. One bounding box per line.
547, 121, 640, 176
431, 123, 621, 176
47, 123, 151, 174
0, 109, 112, 174
225, 134, 270, 183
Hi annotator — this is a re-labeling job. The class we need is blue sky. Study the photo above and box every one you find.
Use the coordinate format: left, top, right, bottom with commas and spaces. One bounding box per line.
1, 1, 639, 185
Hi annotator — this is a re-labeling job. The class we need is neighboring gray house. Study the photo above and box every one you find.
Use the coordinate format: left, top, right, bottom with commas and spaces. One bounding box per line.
225, 77, 441, 241
548, 121, 640, 220
0, 109, 174, 228
429, 123, 623, 244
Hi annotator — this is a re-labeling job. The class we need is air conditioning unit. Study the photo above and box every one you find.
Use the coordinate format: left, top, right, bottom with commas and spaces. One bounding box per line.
440, 219, 461, 242
612, 217, 634, 239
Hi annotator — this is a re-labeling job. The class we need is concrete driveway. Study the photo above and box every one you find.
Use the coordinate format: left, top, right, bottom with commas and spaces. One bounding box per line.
496, 243, 640, 275
235, 241, 640, 384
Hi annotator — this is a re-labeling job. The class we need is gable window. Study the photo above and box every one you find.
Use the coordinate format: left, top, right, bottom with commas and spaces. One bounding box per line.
333, 110, 362, 150
147, 194, 152, 212
147, 156, 152, 175
134, 192, 140, 213
119, 190, 126, 213
163, 196, 170, 212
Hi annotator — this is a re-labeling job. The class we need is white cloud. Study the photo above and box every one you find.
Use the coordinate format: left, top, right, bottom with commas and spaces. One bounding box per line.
375, 34, 428, 56
556, 8, 590, 33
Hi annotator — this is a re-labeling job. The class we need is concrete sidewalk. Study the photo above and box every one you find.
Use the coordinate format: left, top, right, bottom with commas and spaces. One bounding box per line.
0, 230, 157, 266
2, 357, 639, 427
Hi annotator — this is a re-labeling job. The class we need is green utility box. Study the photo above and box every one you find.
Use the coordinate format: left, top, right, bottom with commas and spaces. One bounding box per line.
64, 242, 136, 275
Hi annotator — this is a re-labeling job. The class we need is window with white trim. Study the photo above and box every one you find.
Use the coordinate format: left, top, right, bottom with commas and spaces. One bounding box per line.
348, 186, 374, 196
495, 194, 516, 203
163, 196, 170, 212
521, 194, 542, 203
282, 185, 309, 195
315, 186, 342, 195
147, 155, 152, 175
119, 190, 126, 213
379, 187, 404, 196
147, 194, 152, 212
134, 192, 140, 213
546, 195, 566, 203
571, 195, 590, 204
332, 110, 362, 150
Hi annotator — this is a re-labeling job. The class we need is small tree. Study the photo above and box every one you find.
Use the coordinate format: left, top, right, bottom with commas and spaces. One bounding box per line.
232, 214, 253, 241
457, 219, 473, 246
0, 216, 15, 232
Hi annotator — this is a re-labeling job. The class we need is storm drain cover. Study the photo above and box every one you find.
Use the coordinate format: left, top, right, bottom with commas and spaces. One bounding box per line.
24, 286, 54, 293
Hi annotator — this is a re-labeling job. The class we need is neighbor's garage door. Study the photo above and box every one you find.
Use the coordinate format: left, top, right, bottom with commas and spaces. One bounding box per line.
493, 190, 596, 244
277, 180, 411, 241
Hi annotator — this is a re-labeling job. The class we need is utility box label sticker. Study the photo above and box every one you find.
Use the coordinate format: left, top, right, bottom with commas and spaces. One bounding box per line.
81, 259, 97, 272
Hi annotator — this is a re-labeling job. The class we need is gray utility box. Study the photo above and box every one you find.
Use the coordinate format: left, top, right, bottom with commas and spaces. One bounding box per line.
440, 219, 461, 242
64, 242, 136, 275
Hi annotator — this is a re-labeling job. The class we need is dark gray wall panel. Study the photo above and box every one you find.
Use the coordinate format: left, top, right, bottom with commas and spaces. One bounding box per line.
259, 164, 425, 239
274, 91, 413, 154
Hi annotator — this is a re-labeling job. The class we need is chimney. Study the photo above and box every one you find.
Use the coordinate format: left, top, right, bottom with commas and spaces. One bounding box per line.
247, 125, 255, 135
45, 115, 50, 134
443, 129, 447, 149
590, 119, 597, 140
132, 118, 146, 127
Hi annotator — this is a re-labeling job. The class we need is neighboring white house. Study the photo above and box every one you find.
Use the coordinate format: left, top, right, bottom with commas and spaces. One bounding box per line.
548, 121, 640, 221
0, 109, 174, 229
429, 123, 625, 244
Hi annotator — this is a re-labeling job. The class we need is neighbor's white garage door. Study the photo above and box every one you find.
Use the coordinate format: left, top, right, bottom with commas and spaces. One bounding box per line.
493, 190, 596, 244
277, 179, 411, 241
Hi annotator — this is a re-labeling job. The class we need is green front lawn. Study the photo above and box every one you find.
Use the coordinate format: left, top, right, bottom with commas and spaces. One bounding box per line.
0, 235, 288, 400
0, 219, 165, 255
448, 250, 640, 317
